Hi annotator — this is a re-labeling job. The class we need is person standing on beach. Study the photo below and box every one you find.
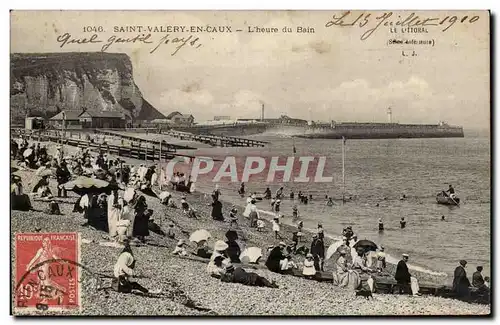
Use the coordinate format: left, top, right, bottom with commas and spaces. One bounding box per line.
453, 260, 471, 298
272, 217, 281, 239
274, 199, 281, 213
395, 254, 421, 296
238, 183, 245, 197
310, 234, 325, 272
292, 205, 299, 219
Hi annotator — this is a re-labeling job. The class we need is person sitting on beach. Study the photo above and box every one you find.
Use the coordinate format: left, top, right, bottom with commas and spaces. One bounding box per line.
221, 263, 278, 288
113, 241, 159, 294
180, 197, 190, 212
256, 218, 265, 231
272, 217, 281, 239
453, 260, 471, 298
302, 253, 316, 279
159, 191, 172, 206
48, 200, 61, 215
395, 253, 421, 296
484, 276, 490, 288
196, 240, 212, 259
172, 239, 188, 256
472, 266, 489, 292
207, 255, 226, 278
326, 197, 334, 206
263, 187, 272, 199
289, 190, 294, 200
333, 250, 358, 289
352, 248, 376, 293
166, 223, 176, 239
32, 175, 50, 195
265, 242, 290, 274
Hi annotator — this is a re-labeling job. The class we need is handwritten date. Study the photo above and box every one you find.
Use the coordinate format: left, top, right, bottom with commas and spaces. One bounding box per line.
325, 11, 480, 40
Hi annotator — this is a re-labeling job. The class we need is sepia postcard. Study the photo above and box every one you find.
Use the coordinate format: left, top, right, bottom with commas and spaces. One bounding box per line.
10, 10, 490, 316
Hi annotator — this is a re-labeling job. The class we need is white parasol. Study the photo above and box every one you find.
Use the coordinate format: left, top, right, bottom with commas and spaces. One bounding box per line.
239, 247, 262, 264
189, 229, 211, 243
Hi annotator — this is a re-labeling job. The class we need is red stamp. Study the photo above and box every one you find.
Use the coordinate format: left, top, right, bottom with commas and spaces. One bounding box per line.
14, 232, 81, 313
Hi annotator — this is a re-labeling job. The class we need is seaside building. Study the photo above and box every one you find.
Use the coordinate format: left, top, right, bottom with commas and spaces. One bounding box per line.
165, 111, 195, 126
49, 109, 127, 129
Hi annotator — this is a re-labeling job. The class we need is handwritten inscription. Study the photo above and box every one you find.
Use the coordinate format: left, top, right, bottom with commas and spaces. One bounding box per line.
325, 11, 480, 40
56, 32, 202, 56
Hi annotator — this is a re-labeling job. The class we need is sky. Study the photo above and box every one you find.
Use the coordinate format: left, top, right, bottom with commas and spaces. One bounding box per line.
10, 10, 490, 128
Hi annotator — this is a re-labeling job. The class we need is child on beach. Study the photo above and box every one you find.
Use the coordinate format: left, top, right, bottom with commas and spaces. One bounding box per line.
272, 217, 281, 239
166, 223, 176, 239
256, 218, 265, 231
292, 205, 299, 219
297, 221, 303, 242
302, 253, 316, 279
172, 239, 188, 256
229, 207, 238, 227
274, 199, 281, 213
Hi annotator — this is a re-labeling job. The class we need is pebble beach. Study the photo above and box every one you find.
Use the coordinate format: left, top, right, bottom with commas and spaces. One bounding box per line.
10, 149, 491, 316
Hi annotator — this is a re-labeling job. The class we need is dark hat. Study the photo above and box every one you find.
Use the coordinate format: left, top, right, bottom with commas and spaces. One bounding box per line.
459, 260, 467, 266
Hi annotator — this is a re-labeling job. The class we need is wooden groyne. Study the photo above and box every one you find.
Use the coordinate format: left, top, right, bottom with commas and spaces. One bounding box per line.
164, 129, 268, 147
12, 129, 178, 162
93, 129, 196, 150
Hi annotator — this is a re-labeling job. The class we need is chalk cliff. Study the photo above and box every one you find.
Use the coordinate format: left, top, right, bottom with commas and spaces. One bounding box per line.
10, 52, 165, 123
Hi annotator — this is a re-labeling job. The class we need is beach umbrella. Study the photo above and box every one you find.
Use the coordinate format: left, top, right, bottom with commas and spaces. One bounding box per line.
189, 229, 211, 243
225, 230, 238, 241
240, 247, 262, 264
353, 239, 378, 252
213, 240, 228, 252
62, 176, 111, 195
123, 188, 136, 203
326, 241, 343, 260
23, 148, 33, 157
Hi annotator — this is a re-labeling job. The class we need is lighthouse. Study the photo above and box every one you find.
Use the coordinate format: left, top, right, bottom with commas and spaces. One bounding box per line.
261, 103, 265, 121
387, 107, 393, 123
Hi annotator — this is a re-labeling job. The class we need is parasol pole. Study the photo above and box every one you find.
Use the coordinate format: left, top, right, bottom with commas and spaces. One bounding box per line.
342, 136, 346, 204
61, 111, 66, 160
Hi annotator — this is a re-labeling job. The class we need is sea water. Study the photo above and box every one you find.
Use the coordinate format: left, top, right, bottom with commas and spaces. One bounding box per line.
181, 131, 491, 281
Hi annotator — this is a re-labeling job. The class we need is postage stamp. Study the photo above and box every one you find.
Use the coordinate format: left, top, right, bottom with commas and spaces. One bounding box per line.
14, 232, 81, 314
